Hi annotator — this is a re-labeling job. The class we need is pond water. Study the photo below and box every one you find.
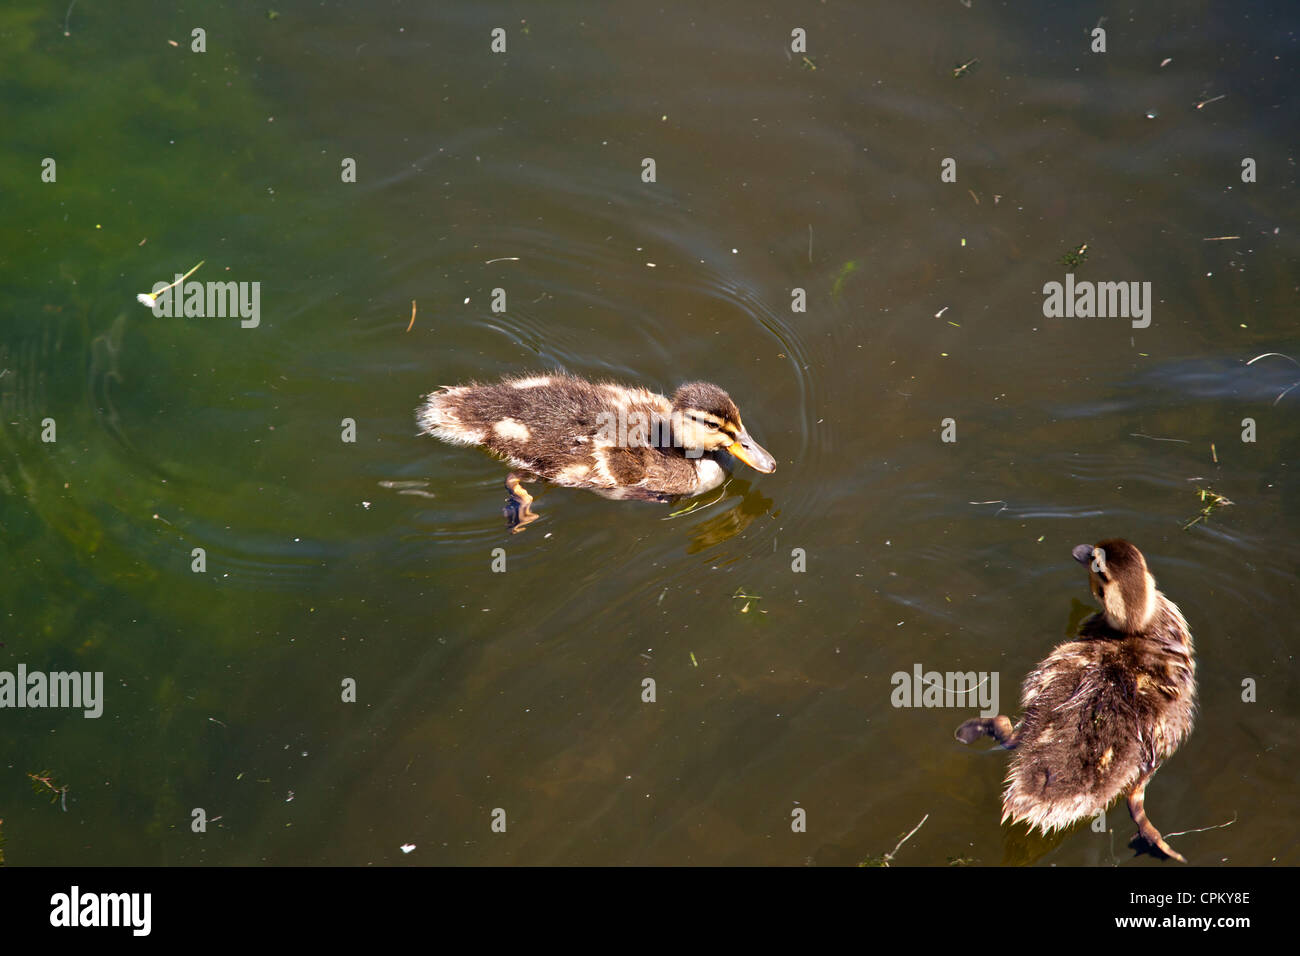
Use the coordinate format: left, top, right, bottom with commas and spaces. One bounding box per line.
1, 0, 1297, 865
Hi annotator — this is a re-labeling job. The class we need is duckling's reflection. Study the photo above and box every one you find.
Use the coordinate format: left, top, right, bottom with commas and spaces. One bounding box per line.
996, 820, 1074, 866
677, 479, 774, 552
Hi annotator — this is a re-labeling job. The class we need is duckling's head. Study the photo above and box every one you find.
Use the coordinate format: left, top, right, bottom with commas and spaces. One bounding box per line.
1072, 538, 1158, 632
671, 382, 776, 473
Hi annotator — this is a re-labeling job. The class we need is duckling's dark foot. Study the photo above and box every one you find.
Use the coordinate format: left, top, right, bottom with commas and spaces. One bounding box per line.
955, 715, 1018, 748
1128, 832, 1186, 864
1127, 779, 1186, 863
504, 472, 539, 533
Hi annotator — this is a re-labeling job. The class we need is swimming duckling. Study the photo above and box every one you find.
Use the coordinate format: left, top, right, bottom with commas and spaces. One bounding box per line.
416, 373, 775, 530
955, 539, 1196, 862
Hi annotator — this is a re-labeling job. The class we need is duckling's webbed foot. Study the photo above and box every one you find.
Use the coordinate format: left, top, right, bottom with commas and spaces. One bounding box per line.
1127, 776, 1186, 863
955, 715, 1019, 748
504, 472, 540, 533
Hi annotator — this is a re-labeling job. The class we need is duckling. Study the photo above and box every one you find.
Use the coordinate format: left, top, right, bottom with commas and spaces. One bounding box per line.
955, 539, 1196, 862
416, 373, 775, 530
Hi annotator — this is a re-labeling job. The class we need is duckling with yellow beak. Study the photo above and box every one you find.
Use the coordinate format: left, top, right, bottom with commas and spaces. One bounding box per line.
955, 539, 1196, 862
417, 374, 775, 530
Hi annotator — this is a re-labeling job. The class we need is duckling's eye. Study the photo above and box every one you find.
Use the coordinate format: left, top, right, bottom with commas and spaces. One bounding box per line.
707, 421, 720, 430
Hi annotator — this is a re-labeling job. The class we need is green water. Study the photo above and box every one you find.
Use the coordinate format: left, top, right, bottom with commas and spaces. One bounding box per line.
1, 1, 1297, 865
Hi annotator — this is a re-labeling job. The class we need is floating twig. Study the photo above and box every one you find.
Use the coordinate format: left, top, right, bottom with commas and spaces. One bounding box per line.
136, 259, 205, 308
1246, 352, 1300, 405
1195, 94, 1226, 110
952, 58, 979, 79
1164, 812, 1237, 840
1130, 433, 1189, 444
862, 813, 930, 866
665, 482, 728, 518
1246, 352, 1300, 368
1202, 236, 1241, 241
406, 299, 417, 332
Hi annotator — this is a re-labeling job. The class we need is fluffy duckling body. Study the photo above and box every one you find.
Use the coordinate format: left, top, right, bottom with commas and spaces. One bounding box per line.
417, 373, 774, 528
956, 539, 1196, 861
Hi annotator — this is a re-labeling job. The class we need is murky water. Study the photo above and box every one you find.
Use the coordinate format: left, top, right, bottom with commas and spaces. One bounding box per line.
2, 1, 1297, 865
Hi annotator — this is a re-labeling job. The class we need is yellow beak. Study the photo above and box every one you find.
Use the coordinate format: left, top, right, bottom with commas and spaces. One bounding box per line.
727, 430, 776, 474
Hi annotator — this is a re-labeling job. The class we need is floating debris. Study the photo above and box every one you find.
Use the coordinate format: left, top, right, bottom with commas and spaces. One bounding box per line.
1164, 812, 1238, 839
1183, 487, 1234, 530
28, 770, 69, 812
137, 259, 204, 308
952, 58, 979, 79
831, 259, 861, 299
1246, 352, 1300, 405
1130, 433, 1189, 444
860, 813, 929, 867
665, 483, 727, 518
1060, 243, 1089, 268
732, 587, 764, 614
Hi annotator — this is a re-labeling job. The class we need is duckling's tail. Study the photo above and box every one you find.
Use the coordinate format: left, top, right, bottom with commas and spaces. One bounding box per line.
1001, 711, 1143, 835
416, 387, 487, 446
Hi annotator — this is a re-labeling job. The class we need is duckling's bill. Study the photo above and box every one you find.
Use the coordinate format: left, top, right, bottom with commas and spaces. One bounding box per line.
727, 428, 776, 473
